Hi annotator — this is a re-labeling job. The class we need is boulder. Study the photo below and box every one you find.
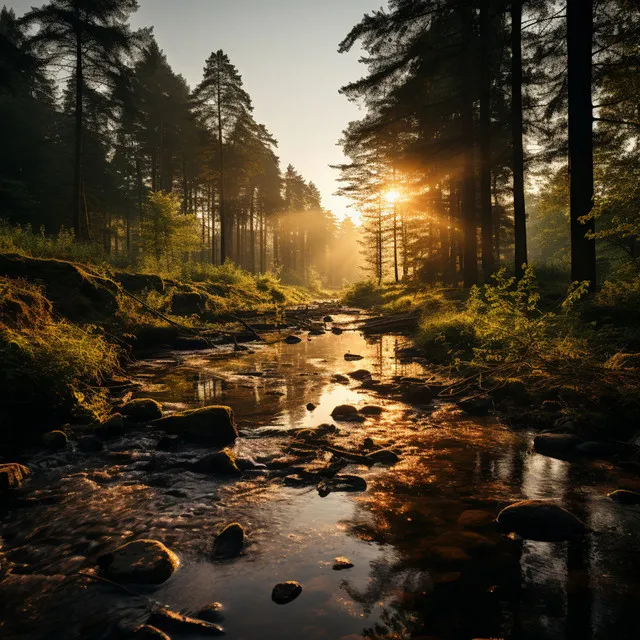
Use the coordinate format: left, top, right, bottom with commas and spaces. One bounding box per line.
192, 450, 241, 476
333, 556, 354, 570
148, 608, 224, 636
457, 395, 493, 416
0, 463, 30, 490
42, 430, 68, 450
608, 489, 640, 505
344, 353, 364, 361
497, 500, 589, 541
213, 522, 245, 558
367, 449, 400, 465
284, 335, 302, 344
533, 433, 583, 457
197, 602, 225, 624
272, 581, 302, 605
116, 272, 165, 294
306, 403, 316, 411
331, 327, 343, 335
323, 316, 334, 322
153, 406, 237, 446
98, 539, 179, 584
331, 405, 365, 422
120, 398, 163, 422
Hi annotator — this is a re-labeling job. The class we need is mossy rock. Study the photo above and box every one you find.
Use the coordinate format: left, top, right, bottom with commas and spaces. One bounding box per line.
115, 272, 165, 294
120, 398, 163, 422
153, 406, 237, 446
97, 539, 179, 585
171, 291, 207, 316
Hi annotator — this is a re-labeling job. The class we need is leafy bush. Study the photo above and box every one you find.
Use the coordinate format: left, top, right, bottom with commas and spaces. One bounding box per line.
342, 280, 386, 308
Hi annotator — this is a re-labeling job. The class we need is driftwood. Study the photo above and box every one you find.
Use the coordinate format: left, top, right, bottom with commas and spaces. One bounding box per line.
359, 312, 420, 334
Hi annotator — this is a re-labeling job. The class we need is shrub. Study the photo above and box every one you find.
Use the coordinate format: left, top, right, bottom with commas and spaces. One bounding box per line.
342, 280, 385, 308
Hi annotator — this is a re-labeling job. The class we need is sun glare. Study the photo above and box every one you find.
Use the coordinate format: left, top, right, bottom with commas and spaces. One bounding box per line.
385, 189, 401, 204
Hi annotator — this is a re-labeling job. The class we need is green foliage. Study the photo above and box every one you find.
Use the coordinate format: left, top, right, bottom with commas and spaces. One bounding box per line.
0, 277, 119, 426
139, 192, 201, 271
342, 280, 386, 308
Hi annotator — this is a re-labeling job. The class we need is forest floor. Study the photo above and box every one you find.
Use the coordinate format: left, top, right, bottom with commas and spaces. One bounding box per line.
342, 275, 640, 445
0, 250, 320, 444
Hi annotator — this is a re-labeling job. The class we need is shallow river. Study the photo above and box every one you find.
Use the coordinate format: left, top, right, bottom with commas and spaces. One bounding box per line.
1, 315, 640, 640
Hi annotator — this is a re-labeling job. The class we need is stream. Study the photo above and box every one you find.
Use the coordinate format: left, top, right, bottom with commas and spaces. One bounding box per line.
1, 314, 640, 639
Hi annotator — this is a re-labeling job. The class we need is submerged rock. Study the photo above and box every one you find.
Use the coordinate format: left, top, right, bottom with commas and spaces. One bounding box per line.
42, 430, 68, 450
157, 434, 182, 452
97, 539, 179, 584
284, 335, 302, 344
272, 581, 302, 604
0, 463, 30, 490
367, 449, 400, 465
331, 327, 343, 335
197, 602, 225, 624
331, 374, 350, 384
331, 405, 365, 422
360, 405, 383, 415
497, 500, 589, 541
533, 433, 583, 457
333, 556, 354, 570
349, 369, 372, 381
608, 489, 640, 505
575, 440, 619, 459
318, 474, 367, 496
148, 608, 224, 636
213, 522, 245, 558
192, 449, 241, 476
344, 353, 364, 361
153, 406, 237, 446
120, 398, 163, 422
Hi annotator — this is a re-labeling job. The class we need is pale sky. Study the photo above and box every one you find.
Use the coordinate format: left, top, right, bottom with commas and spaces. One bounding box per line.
9, 0, 383, 221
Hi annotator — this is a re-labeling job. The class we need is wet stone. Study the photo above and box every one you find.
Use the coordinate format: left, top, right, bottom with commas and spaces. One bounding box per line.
42, 430, 68, 450
153, 406, 238, 446
285, 335, 302, 344
457, 509, 496, 529
197, 602, 225, 624
333, 556, 354, 570
331, 405, 365, 422
360, 405, 383, 415
367, 449, 400, 465
157, 434, 182, 452
77, 435, 104, 453
306, 402, 317, 411
331, 327, 343, 335
533, 433, 583, 457
97, 539, 179, 585
497, 499, 589, 542
344, 353, 364, 361
349, 369, 372, 381
331, 374, 350, 384
318, 474, 367, 496
272, 581, 302, 604
213, 522, 245, 558
457, 395, 493, 416
192, 449, 241, 476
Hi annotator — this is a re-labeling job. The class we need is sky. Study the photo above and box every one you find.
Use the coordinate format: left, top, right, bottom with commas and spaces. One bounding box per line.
9, 0, 384, 222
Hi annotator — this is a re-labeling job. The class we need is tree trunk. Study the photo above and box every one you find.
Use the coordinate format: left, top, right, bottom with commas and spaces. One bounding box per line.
567, 0, 597, 290
512, 0, 528, 280
216, 54, 227, 264
460, 3, 478, 288
73, 20, 85, 241
479, 0, 495, 282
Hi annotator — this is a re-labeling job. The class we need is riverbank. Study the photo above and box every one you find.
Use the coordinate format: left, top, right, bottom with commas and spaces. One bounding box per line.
343, 271, 640, 444
0, 251, 313, 442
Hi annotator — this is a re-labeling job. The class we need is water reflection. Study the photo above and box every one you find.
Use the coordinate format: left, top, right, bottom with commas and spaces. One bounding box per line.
1, 319, 639, 639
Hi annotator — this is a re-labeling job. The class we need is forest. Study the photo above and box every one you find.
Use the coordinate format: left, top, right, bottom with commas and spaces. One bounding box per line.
1, 2, 640, 640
